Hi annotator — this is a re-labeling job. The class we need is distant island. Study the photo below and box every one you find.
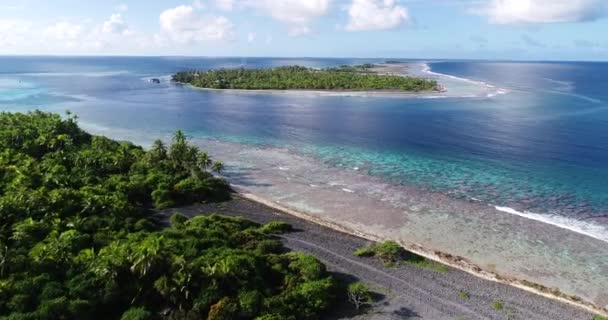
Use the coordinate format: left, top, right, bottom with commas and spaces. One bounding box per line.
172, 65, 439, 92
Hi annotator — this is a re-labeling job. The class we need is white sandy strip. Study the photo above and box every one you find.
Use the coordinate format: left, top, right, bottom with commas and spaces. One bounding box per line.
237, 191, 608, 317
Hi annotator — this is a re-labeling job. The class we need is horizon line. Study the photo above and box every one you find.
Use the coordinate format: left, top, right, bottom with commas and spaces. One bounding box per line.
0, 54, 606, 63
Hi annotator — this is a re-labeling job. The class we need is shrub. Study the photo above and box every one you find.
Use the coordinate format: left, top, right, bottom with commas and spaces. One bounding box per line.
347, 282, 373, 310
120, 307, 152, 320
373, 241, 406, 263
208, 298, 238, 320
353, 241, 405, 265
492, 300, 504, 311
353, 247, 375, 257
459, 291, 470, 300
260, 221, 293, 234
169, 212, 189, 227
354, 241, 448, 271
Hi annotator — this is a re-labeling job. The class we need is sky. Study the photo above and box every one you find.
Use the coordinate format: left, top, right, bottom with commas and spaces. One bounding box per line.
0, 0, 607, 60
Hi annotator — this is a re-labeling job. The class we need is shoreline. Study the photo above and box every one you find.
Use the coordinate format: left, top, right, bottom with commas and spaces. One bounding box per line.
77, 122, 608, 315
236, 190, 607, 317
181, 83, 444, 98
173, 62, 444, 98
188, 138, 608, 314
173, 62, 504, 99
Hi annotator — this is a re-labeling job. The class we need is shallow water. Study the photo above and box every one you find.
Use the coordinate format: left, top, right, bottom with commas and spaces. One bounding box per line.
1, 56, 608, 307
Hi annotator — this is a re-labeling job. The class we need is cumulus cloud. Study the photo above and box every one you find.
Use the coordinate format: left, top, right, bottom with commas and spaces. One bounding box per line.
44, 22, 84, 42
159, 5, 235, 43
0, 19, 31, 47
215, 0, 235, 11
476, 0, 608, 24
248, 0, 330, 36
345, 0, 411, 31
102, 14, 129, 35
193, 0, 205, 9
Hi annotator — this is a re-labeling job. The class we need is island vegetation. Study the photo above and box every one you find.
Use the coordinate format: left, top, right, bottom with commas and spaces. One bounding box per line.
0, 111, 342, 319
354, 240, 448, 272
172, 65, 438, 92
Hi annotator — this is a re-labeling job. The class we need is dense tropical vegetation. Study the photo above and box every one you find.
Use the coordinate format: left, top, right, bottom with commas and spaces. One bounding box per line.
173, 65, 438, 92
0, 111, 339, 319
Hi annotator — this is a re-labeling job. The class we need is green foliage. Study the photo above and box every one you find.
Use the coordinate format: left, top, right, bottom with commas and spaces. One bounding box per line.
259, 221, 293, 234
459, 291, 470, 300
173, 65, 438, 92
353, 247, 375, 257
354, 241, 448, 272
346, 282, 373, 310
0, 111, 337, 319
492, 300, 505, 311
370, 241, 405, 264
354, 241, 405, 265
120, 308, 152, 320
592, 316, 608, 320
169, 212, 189, 227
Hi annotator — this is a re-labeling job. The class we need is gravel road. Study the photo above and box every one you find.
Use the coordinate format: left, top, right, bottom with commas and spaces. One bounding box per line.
160, 197, 596, 320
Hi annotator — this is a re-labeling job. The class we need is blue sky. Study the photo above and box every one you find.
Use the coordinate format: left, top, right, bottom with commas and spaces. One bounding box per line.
1, 0, 607, 60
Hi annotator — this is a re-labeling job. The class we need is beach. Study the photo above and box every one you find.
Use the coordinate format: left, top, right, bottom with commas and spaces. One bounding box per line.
180, 62, 507, 99
160, 196, 596, 319
188, 137, 608, 315
4, 56, 607, 317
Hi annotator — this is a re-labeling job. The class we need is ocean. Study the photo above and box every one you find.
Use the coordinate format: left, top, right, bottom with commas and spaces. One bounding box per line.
1, 56, 607, 307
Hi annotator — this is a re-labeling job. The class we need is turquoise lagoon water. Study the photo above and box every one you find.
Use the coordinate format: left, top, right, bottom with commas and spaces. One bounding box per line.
1, 57, 608, 241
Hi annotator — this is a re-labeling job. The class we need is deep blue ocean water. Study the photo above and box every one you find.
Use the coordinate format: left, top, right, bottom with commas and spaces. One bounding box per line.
1, 56, 607, 230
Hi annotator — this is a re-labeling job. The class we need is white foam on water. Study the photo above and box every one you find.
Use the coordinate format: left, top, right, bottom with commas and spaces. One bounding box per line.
495, 206, 608, 243
342, 188, 355, 193
421, 62, 510, 99
278, 166, 290, 171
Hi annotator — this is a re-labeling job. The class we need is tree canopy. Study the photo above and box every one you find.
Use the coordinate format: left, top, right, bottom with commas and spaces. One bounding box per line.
173, 65, 438, 92
0, 111, 338, 320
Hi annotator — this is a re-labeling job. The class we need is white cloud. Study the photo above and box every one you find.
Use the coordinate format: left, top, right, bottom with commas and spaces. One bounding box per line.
44, 22, 84, 41
0, 19, 31, 47
159, 5, 235, 44
247, 32, 256, 42
476, 0, 608, 24
345, 0, 411, 31
193, 0, 205, 9
102, 14, 129, 35
215, 0, 235, 11
248, 0, 330, 36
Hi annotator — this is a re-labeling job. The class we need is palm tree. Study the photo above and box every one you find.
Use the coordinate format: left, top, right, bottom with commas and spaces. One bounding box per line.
151, 139, 167, 161
130, 236, 163, 278
198, 153, 212, 171
212, 162, 225, 174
